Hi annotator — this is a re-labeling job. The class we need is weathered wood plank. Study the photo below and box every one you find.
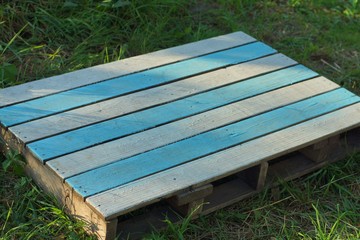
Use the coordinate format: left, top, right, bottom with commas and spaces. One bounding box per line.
0, 31, 255, 108
0, 42, 276, 127
1, 128, 113, 239
10, 53, 296, 144
87, 102, 360, 220
1, 125, 22, 153
67, 89, 359, 198
29, 64, 317, 161
169, 197, 206, 217
47, 77, 338, 180
1, 140, 92, 239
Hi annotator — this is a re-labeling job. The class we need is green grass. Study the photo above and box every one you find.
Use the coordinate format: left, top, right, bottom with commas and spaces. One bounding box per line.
1, 0, 359, 239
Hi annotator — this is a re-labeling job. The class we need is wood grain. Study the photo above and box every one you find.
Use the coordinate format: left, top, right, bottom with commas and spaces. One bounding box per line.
171, 184, 213, 206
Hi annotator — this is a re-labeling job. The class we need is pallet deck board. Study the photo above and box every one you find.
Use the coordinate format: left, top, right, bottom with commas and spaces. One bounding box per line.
0, 31, 359, 239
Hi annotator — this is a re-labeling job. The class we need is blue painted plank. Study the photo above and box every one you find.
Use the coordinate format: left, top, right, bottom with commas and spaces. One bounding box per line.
66, 88, 360, 197
28, 65, 317, 161
0, 42, 275, 127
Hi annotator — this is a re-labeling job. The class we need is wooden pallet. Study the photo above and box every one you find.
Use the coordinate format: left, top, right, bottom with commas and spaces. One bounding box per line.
0, 32, 359, 239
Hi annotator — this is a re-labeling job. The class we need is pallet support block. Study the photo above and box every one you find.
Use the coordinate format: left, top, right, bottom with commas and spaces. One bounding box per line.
343, 127, 360, 153
300, 135, 341, 162
267, 127, 360, 187
168, 184, 213, 216
0, 31, 359, 239
237, 162, 268, 190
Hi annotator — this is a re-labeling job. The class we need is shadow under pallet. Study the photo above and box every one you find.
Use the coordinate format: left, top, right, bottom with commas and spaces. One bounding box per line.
0, 31, 359, 239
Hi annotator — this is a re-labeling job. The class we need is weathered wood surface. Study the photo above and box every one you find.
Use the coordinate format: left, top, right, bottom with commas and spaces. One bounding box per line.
66, 88, 359, 198
87, 103, 360, 220
170, 184, 214, 206
30, 64, 317, 160
0, 42, 276, 127
0, 31, 255, 108
11, 53, 294, 144
0, 31, 359, 239
28, 57, 310, 160
47, 77, 338, 180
